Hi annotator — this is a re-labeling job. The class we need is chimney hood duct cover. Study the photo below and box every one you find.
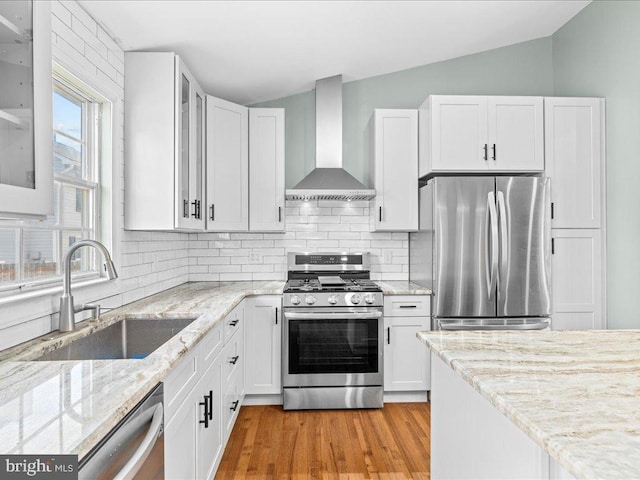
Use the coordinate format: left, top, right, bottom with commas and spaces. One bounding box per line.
285, 75, 375, 201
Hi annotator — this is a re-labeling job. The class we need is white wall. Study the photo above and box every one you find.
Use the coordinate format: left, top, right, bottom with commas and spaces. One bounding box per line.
189, 200, 408, 282
0, 0, 190, 350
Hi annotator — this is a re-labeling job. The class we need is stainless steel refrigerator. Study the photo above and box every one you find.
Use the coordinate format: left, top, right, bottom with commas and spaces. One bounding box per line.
409, 176, 551, 330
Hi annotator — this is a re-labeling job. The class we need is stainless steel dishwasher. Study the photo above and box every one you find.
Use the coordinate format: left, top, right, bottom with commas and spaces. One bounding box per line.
79, 383, 164, 480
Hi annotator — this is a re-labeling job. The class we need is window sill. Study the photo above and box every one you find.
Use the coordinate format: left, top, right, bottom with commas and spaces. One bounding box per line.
0, 276, 112, 308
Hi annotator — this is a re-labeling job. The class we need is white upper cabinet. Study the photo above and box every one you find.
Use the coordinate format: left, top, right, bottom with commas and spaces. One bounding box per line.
419, 95, 544, 176
124, 52, 204, 230
488, 96, 544, 172
369, 109, 418, 232
545, 97, 603, 229
205, 96, 249, 231
249, 108, 285, 231
0, 0, 52, 218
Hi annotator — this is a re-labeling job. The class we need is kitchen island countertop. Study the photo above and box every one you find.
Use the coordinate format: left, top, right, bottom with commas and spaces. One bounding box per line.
0, 281, 284, 460
418, 329, 640, 480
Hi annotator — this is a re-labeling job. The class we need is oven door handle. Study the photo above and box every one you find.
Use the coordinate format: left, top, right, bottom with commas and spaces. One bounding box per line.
284, 311, 382, 320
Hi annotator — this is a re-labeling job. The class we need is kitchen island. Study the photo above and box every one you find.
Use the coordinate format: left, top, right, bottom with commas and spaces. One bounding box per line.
418, 329, 640, 480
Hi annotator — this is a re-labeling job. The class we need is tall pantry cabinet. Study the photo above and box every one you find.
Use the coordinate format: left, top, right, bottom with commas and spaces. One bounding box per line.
545, 98, 606, 330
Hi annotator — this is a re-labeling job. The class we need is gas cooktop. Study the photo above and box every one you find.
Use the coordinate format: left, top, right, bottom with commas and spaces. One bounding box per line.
284, 278, 381, 293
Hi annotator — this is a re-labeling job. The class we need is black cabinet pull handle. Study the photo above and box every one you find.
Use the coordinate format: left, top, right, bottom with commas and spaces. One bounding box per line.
275, 307, 278, 325
399, 305, 417, 309
208, 390, 213, 421
199, 393, 211, 428
387, 327, 391, 345
183, 199, 189, 218
551, 202, 554, 220
210, 204, 215, 221
551, 238, 555, 255
483, 144, 488, 161
229, 355, 239, 365
230, 400, 239, 412
492, 144, 496, 161
229, 319, 239, 327
379, 206, 382, 222
278, 206, 282, 222
191, 200, 201, 219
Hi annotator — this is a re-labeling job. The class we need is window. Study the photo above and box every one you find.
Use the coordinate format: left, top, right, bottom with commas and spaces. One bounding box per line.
0, 75, 107, 293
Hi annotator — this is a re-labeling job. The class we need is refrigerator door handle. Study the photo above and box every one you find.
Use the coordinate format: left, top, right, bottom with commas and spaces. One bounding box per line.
487, 191, 498, 298
497, 191, 509, 279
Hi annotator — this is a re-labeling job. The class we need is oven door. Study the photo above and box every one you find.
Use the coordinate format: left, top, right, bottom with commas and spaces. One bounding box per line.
283, 308, 384, 387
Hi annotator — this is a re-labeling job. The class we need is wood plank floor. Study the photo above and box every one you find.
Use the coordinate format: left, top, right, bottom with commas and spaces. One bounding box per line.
215, 403, 430, 480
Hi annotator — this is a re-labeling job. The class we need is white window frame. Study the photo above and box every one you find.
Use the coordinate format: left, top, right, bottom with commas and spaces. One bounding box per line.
0, 68, 112, 298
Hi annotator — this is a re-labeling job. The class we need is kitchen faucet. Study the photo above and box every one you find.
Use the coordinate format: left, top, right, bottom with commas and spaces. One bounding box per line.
59, 240, 118, 332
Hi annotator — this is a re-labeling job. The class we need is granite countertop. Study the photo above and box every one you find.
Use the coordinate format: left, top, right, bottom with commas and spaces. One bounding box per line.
418, 329, 640, 480
375, 281, 432, 295
0, 281, 284, 460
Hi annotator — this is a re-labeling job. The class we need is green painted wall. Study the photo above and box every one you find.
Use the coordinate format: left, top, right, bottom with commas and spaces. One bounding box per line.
553, 1, 640, 329
252, 37, 554, 188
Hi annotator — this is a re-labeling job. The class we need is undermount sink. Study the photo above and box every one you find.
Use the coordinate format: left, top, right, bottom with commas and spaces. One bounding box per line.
33, 317, 197, 361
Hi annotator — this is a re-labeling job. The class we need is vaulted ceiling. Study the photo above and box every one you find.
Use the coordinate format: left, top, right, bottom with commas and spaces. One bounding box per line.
79, 0, 590, 105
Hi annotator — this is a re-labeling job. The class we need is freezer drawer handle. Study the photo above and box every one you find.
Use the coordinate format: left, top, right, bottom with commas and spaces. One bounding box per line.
113, 403, 163, 480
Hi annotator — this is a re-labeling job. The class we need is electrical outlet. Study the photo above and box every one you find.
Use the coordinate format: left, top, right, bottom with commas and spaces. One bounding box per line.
250, 252, 262, 264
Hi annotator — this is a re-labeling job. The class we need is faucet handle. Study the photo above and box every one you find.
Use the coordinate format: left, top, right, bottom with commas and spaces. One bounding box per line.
77, 303, 101, 319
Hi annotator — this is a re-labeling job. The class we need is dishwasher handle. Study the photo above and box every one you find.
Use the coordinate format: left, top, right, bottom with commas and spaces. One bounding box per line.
114, 403, 163, 480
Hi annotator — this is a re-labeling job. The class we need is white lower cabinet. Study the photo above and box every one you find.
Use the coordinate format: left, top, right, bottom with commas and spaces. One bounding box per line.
551, 229, 603, 330
244, 296, 282, 396
164, 302, 246, 479
383, 295, 431, 394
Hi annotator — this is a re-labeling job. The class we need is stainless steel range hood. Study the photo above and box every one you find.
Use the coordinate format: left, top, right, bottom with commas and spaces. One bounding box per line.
285, 75, 376, 201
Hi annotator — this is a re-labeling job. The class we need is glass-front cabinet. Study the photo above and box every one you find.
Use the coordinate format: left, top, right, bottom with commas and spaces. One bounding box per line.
0, 0, 52, 218
175, 57, 204, 230
124, 52, 204, 230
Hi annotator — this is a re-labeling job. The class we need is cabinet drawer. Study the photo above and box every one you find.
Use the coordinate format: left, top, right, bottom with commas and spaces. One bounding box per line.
223, 303, 244, 344
222, 334, 242, 385
223, 370, 242, 441
164, 347, 200, 423
201, 322, 223, 366
384, 295, 430, 317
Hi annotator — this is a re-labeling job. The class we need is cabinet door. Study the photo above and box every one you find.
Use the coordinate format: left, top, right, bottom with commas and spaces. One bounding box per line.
198, 360, 223, 480
165, 388, 199, 479
384, 315, 430, 391
545, 98, 602, 228
430, 96, 488, 172
0, 1, 52, 217
244, 296, 282, 395
205, 96, 249, 231
552, 229, 603, 329
370, 109, 418, 232
174, 57, 203, 230
488, 96, 544, 172
249, 108, 285, 231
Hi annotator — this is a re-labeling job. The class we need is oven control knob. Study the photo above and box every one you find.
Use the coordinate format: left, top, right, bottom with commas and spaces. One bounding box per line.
290, 295, 301, 305
350, 293, 362, 305
305, 295, 316, 305
364, 294, 375, 305
328, 295, 339, 305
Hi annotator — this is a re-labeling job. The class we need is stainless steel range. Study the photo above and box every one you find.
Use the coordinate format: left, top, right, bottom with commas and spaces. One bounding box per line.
282, 252, 384, 410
